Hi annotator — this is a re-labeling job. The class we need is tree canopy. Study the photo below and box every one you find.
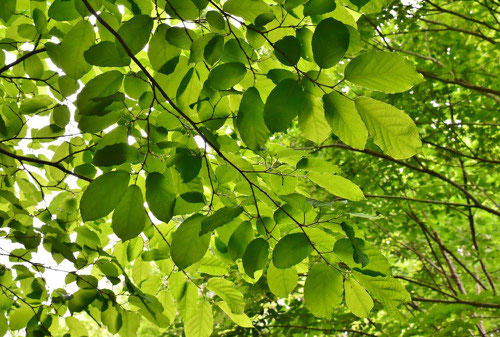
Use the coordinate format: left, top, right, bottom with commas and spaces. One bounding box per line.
0, 0, 498, 336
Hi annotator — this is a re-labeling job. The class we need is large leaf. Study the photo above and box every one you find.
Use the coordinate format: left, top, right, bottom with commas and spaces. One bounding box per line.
312, 18, 350, 68
223, 0, 271, 22
274, 36, 302, 66
323, 91, 367, 150
228, 221, 254, 260
184, 300, 213, 337
298, 93, 331, 143
308, 172, 364, 201
344, 277, 373, 318
59, 20, 95, 79
355, 97, 421, 159
236, 87, 270, 149
171, 215, 210, 269
242, 238, 269, 278
112, 185, 146, 241
145, 172, 176, 223
80, 170, 130, 221
267, 263, 298, 298
207, 62, 247, 90
207, 278, 245, 314
116, 14, 154, 55
345, 51, 424, 93
264, 79, 304, 133
272, 233, 313, 269
200, 206, 244, 235
304, 263, 343, 317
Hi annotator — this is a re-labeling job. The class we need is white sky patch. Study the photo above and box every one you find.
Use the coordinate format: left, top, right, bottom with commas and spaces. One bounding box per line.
194, 135, 206, 148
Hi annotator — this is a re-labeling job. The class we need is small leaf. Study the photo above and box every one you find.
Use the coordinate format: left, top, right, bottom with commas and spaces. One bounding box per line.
312, 18, 350, 68
217, 302, 253, 328
112, 185, 146, 241
52, 105, 70, 128
242, 238, 269, 278
304, 263, 343, 317
148, 24, 181, 74
273, 233, 312, 269
204, 35, 224, 65
80, 170, 130, 221
171, 214, 210, 269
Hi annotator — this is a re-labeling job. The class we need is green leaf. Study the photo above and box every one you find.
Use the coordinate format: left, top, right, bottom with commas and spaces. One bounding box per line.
274, 36, 302, 66
298, 93, 331, 143
68, 289, 98, 313
52, 105, 70, 128
145, 172, 176, 223
102, 304, 123, 334
112, 185, 146, 241
353, 272, 410, 319
80, 170, 130, 221
304, 263, 343, 317
20, 95, 55, 114
59, 20, 95, 79
344, 277, 373, 318
312, 18, 350, 68
8, 303, 33, 330
223, 0, 272, 23
303, 0, 336, 16
76, 70, 124, 116
84, 41, 131, 67
242, 238, 269, 278
345, 51, 424, 93
273, 233, 313, 269
267, 263, 298, 297
48, 0, 79, 21
355, 97, 421, 159
116, 14, 154, 56
0, 0, 16, 23
308, 172, 364, 201
217, 302, 253, 328
200, 206, 244, 235
207, 278, 245, 314
171, 214, 210, 269
148, 24, 181, 74
184, 300, 213, 337
204, 35, 224, 65
165, 0, 200, 20
228, 221, 254, 260
206, 11, 226, 30
166, 27, 194, 50
207, 62, 247, 90
92, 143, 139, 167
323, 91, 367, 150
236, 87, 270, 150
264, 79, 304, 133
